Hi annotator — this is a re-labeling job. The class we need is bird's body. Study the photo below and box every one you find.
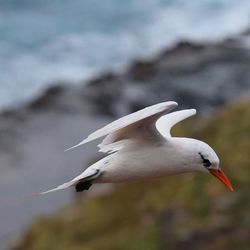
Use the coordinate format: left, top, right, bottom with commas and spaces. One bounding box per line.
90, 138, 209, 183
41, 101, 233, 195
98, 143, 177, 182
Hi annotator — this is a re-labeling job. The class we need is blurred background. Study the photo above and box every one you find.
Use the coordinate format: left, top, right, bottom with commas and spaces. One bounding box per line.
0, 0, 250, 249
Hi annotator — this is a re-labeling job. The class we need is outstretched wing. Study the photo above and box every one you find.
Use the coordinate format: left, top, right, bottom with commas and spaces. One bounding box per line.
156, 109, 197, 138
100, 108, 197, 153
66, 101, 178, 151
66, 101, 197, 153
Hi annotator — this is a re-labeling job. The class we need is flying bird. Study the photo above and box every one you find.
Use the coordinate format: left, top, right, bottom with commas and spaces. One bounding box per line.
41, 101, 233, 195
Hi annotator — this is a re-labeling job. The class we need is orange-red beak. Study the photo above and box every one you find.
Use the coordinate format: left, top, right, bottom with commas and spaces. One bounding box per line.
209, 168, 234, 191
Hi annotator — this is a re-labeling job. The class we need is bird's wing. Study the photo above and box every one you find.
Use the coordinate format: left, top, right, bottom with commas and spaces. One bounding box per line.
156, 109, 197, 138
100, 108, 197, 152
66, 101, 178, 151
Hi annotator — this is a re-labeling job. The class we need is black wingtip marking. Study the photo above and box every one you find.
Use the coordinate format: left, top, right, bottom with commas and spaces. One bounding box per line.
75, 169, 101, 192
75, 181, 92, 192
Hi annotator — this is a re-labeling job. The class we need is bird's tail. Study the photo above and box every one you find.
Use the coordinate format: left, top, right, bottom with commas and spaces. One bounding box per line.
40, 167, 101, 195
40, 180, 75, 195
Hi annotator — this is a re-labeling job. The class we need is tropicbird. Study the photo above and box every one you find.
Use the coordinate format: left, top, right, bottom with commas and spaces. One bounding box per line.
41, 101, 233, 194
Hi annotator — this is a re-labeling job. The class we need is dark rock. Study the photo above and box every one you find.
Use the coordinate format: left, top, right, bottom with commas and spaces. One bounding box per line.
128, 60, 157, 81
87, 72, 119, 87
75, 37, 250, 116
27, 85, 67, 112
160, 40, 205, 59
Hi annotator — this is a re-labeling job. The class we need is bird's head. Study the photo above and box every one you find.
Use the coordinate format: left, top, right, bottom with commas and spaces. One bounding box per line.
173, 138, 233, 191
194, 140, 233, 191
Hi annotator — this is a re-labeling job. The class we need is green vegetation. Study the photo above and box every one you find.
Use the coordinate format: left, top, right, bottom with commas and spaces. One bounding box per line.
13, 101, 250, 250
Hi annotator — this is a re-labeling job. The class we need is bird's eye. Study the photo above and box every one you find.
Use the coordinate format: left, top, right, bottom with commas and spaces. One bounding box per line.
203, 159, 211, 168
199, 153, 212, 168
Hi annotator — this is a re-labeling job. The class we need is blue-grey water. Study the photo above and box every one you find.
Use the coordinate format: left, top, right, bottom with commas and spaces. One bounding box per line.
1, 0, 250, 107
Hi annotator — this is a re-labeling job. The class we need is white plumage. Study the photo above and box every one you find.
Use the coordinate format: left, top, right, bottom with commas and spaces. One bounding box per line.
41, 101, 233, 194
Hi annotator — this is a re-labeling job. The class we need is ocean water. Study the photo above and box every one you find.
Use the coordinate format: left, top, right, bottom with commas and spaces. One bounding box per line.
1, 0, 250, 107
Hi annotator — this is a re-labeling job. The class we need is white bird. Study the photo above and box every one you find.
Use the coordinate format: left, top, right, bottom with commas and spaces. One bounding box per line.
41, 101, 233, 195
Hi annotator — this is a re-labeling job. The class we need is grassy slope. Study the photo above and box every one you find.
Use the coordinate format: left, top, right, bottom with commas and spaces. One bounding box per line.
13, 101, 250, 250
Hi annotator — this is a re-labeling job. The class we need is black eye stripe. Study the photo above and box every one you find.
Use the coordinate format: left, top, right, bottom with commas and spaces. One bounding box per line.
199, 152, 212, 168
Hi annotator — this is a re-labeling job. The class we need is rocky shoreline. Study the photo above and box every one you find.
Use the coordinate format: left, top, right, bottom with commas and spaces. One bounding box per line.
23, 37, 250, 117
